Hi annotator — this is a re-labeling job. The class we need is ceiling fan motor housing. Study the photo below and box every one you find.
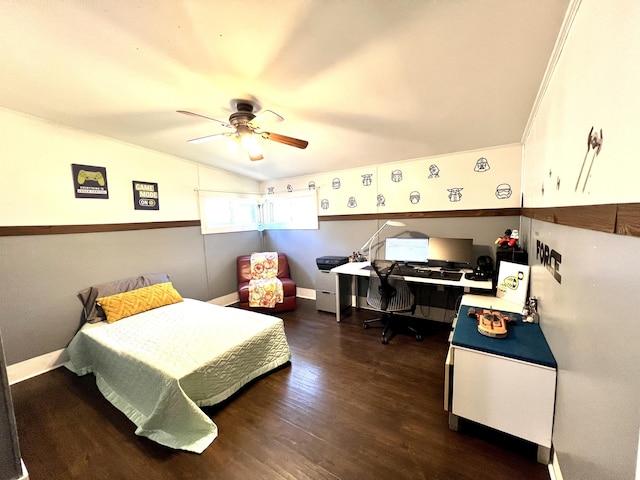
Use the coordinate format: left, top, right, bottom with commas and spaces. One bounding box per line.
229, 102, 256, 127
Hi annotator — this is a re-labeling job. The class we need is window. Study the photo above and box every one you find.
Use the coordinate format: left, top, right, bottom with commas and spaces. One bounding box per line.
198, 192, 261, 234
263, 190, 319, 230
197, 189, 319, 234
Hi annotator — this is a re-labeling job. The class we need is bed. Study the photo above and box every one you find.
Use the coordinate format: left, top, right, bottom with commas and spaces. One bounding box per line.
65, 276, 291, 454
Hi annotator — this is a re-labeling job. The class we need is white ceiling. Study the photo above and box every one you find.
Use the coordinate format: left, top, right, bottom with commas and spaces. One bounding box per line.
0, 0, 569, 181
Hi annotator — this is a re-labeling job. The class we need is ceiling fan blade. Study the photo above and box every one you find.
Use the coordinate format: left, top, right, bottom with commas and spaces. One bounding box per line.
261, 132, 309, 149
250, 110, 284, 128
177, 110, 231, 128
187, 133, 227, 144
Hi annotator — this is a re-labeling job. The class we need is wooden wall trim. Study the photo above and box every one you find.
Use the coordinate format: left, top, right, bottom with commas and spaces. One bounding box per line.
521, 205, 617, 234
522, 203, 640, 237
319, 208, 522, 222
0, 220, 201, 236
3, 204, 640, 238
614, 203, 640, 236
321, 203, 640, 239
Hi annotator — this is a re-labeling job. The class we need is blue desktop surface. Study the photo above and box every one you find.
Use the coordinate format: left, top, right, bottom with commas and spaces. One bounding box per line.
453, 305, 557, 369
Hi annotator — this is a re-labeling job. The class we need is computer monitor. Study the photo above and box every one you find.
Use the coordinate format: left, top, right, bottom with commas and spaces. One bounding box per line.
427, 237, 474, 268
384, 237, 429, 264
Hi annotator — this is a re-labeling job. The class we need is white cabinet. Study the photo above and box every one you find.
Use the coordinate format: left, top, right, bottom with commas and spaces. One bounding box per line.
446, 295, 557, 464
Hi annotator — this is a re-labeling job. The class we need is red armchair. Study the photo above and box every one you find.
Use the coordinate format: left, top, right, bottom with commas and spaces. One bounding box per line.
237, 253, 297, 313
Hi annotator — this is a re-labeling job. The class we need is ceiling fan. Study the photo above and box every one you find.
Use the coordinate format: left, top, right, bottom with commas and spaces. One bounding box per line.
177, 100, 309, 161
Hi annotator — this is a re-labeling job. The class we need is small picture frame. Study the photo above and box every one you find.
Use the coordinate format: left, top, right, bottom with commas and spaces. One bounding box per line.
132, 180, 159, 210
72, 164, 109, 199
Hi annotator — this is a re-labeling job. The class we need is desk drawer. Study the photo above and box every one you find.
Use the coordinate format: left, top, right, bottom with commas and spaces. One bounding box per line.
316, 290, 336, 313
316, 270, 336, 292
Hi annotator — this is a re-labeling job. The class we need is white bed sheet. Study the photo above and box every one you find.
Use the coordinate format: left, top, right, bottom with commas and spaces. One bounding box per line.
65, 298, 291, 453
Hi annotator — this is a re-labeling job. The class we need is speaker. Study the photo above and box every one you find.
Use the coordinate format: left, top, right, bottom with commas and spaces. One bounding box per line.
465, 255, 494, 280
474, 255, 494, 280
496, 248, 528, 267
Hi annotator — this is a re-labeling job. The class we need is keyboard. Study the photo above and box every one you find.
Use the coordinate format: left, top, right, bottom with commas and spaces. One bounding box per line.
395, 265, 463, 281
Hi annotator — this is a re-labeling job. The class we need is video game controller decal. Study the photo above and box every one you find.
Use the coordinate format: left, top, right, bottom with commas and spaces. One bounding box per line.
77, 169, 105, 186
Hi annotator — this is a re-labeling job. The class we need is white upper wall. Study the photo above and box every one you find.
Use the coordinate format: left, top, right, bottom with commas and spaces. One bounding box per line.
0, 108, 260, 226
523, 0, 640, 207
264, 144, 522, 215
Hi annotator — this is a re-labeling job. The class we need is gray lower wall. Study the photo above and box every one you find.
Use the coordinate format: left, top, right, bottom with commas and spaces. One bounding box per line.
0, 226, 261, 365
3, 214, 637, 478
521, 218, 639, 480
0, 216, 515, 365
265, 216, 520, 290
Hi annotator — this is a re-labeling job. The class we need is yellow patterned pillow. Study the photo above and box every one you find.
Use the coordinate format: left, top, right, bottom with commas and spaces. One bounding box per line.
97, 282, 183, 323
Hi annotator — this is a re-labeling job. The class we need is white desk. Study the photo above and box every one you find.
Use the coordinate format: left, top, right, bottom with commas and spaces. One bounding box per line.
330, 261, 493, 322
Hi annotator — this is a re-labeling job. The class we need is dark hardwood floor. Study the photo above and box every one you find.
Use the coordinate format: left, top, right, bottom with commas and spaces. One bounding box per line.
11, 299, 549, 480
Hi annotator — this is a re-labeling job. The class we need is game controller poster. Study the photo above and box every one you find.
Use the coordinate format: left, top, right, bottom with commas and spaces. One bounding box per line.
71, 163, 109, 199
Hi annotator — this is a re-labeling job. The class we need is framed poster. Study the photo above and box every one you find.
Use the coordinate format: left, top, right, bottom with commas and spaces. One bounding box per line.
496, 261, 530, 306
132, 180, 159, 210
72, 164, 109, 199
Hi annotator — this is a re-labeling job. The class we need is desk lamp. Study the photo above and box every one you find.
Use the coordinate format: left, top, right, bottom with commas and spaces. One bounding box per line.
360, 220, 406, 261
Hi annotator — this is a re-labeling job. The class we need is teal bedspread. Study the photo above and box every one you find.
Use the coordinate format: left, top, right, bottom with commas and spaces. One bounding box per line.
65, 299, 291, 453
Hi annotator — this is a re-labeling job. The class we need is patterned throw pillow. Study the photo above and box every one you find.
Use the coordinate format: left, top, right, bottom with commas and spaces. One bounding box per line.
97, 282, 183, 323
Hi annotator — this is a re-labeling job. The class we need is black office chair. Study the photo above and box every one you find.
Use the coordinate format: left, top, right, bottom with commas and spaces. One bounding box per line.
363, 260, 422, 344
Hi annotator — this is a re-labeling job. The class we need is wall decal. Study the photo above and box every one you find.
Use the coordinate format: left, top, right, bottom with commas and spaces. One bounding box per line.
575, 126, 603, 193
409, 191, 420, 204
495, 183, 512, 199
361, 173, 373, 186
474, 157, 491, 172
391, 169, 403, 182
347, 196, 357, 208
428, 164, 440, 178
332, 178, 341, 189
267, 187, 275, 194
321, 199, 329, 210
72, 163, 108, 199
447, 187, 463, 202
308, 181, 316, 190
132, 180, 159, 210
541, 182, 545, 196
536, 239, 562, 284
286, 184, 293, 192
377, 194, 386, 207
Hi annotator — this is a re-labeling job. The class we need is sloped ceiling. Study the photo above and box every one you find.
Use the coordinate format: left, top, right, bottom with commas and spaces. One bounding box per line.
0, 0, 569, 181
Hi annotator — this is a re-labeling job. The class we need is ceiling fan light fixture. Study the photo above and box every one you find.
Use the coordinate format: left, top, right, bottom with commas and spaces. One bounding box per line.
240, 131, 259, 152
225, 137, 240, 154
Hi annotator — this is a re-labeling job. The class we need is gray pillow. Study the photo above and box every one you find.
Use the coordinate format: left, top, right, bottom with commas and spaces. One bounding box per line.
78, 273, 170, 323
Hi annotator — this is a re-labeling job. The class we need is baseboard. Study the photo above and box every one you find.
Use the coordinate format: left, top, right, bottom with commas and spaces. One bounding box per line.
207, 292, 240, 306
7, 348, 68, 385
296, 287, 315, 300
548, 448, 563, 480
19, 459, 29, 480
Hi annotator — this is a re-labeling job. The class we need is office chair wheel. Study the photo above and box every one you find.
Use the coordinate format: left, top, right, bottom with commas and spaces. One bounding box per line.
381, 335, 389, 344
415, 333, 423, 341
363, 323, 370, 329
